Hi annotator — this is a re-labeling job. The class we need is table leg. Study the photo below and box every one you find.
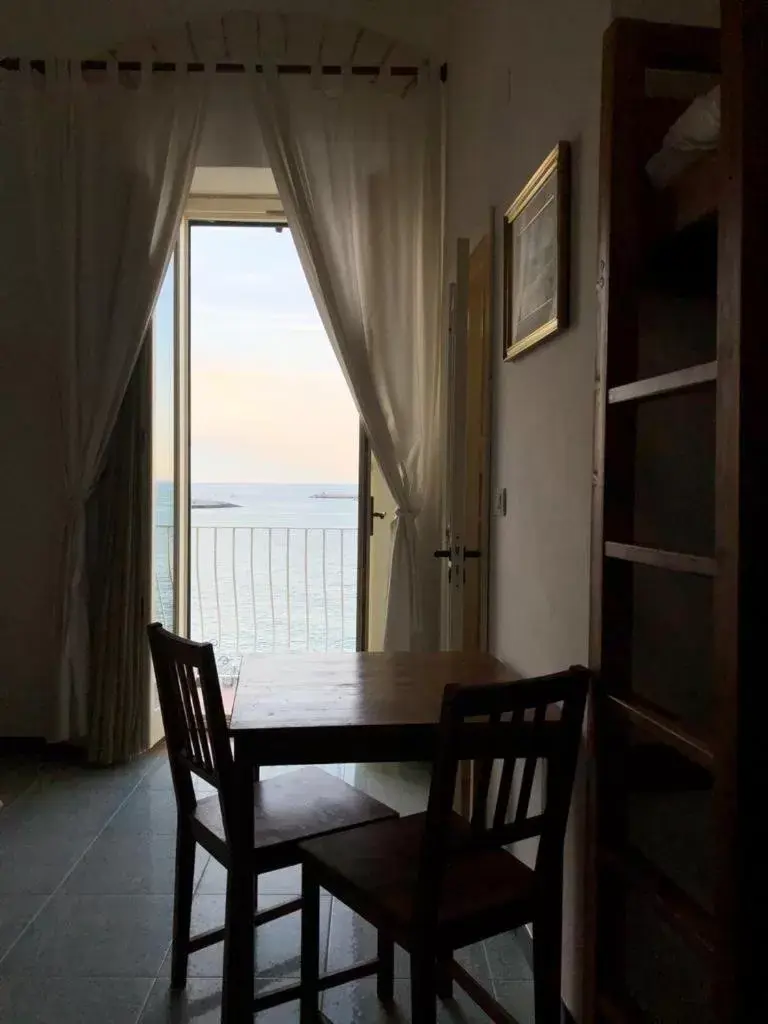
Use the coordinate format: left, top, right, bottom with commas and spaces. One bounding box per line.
222, 736, 255, 1024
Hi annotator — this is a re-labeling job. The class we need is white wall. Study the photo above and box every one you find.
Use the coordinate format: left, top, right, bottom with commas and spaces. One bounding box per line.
0, 0, 449, 59
613, 0, 719, 24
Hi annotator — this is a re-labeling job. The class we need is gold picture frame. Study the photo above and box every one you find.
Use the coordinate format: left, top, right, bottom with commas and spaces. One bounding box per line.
503, 142, 571, 360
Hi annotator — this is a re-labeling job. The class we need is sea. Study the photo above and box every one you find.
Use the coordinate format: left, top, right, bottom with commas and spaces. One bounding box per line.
153, 482, 359, 672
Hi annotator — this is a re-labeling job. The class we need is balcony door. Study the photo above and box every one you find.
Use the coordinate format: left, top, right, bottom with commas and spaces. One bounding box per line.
149, 242, 188, 746
151, 185, 367, 735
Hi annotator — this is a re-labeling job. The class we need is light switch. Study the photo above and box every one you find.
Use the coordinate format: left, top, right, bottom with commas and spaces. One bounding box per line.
493, 487, 507, 517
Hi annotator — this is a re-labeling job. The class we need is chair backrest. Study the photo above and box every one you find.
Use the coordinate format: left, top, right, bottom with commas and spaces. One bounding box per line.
147, 623, 235, 841
416, 666, 590, 925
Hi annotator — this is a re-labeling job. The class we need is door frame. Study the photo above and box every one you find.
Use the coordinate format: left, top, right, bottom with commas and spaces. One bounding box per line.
152, 192, 370, 675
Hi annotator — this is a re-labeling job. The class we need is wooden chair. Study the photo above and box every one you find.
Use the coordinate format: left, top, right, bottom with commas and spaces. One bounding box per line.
146, 623, 399, 1011
298, 667, 590, 1024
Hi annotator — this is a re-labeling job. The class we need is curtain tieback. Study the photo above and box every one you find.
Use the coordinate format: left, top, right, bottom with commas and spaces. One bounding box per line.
394, 506, 419, 520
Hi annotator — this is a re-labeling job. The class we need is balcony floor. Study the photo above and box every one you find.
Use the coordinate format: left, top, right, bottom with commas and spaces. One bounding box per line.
0, 750, 534, 1023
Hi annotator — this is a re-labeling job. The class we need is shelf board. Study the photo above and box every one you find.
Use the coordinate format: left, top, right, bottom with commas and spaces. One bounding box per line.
599, 844, 717, 955
604, 542, 716, 577
606, 694, 714, 768
608, 361, 717, 405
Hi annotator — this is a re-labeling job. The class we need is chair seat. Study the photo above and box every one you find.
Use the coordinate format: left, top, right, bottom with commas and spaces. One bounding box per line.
194, 766, 398, 867
300, 811, 535, 943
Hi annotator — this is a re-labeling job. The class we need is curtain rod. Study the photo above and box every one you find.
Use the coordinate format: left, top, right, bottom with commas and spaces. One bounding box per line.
0, 58, 449, 82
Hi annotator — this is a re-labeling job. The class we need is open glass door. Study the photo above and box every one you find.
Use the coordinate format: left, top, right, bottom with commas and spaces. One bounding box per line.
149, 244, 189, 747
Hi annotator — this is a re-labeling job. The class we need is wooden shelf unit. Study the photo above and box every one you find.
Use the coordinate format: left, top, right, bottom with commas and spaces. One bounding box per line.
604, 541, 716, 576
587, 12, 768, 1022
606, 694, 714, 768
608, 361, 717, 404
599, 844, 717, 955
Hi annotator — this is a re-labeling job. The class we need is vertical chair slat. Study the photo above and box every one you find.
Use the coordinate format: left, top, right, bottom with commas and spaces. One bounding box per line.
514, 703, 547, 827
492, 708, 524, 829
472, 711, 499, 832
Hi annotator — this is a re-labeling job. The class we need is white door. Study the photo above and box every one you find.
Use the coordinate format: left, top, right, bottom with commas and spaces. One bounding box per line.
440, 231, 493, 653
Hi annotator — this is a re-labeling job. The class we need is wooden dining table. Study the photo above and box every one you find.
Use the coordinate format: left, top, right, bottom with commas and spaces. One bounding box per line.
221, 650, 511, 1024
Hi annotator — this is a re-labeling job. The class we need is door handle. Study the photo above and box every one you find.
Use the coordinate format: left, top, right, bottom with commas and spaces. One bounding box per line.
433, 549, 452, 558
369, 498, 387, 536
464, 549, 481, 558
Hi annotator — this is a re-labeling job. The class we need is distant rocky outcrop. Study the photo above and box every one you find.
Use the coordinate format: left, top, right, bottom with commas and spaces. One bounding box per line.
191, 500, 240, 509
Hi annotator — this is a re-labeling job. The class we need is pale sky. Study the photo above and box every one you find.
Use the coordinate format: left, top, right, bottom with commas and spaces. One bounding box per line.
153, 224, 360, 484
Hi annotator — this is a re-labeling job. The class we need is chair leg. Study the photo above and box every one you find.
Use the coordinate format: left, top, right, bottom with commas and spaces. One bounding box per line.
411, 951, 438, 1024
171, 825, 196, 989
300, 868, 321, 1024
377, 933, 395, 1005
436, 952, 454, 1000
533, 914, 563, 1024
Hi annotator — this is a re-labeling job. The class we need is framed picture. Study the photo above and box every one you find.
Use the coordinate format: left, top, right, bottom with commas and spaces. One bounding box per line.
503, 141, 570, 361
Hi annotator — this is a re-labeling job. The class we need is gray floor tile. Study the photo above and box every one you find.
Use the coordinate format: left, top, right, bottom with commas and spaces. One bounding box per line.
0, 837, 93, 895
321, 978, 411, 1023
321, 978, 494, 1024
159, 895, 330, 984
106, 785, 179, 835
196, 859, 301, 896
0, 779, 137, 848
143, 762, 215, 799
326, 899, 408, 978
484, 931, 532, 980
494, 980, 535, 1023
0, 760, 41, 809
140, 978, 299, 1023
327, 900, 489, 982
257, 765, 306, 780
0, 893, 173, 977
0, 895, 46, 960
1, 755, 538, 1024
438, 987, 506, 1023
0, 976, 153, 1024
145, 761, 175, 790
63, 832, 209, 895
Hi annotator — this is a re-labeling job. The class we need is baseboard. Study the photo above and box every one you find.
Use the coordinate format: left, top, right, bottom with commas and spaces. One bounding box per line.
0, 736, 47, 757
0, 737, 83, 762
513, 926, 577, 1024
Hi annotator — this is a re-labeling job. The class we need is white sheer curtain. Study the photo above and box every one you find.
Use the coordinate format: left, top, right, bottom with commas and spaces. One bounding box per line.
2, 62, 208, 741
252, 67, 444, 651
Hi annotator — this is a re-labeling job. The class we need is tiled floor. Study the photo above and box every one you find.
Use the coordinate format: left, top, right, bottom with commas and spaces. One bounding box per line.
0, 751, 534, 1023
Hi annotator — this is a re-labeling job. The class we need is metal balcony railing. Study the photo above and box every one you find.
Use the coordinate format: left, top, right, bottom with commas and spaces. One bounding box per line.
153, 525, 358, 659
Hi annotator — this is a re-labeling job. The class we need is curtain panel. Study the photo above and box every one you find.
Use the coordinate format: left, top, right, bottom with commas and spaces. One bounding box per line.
252, 68, 445, 651
86, 342, 151, 764
2, 62, 208, 743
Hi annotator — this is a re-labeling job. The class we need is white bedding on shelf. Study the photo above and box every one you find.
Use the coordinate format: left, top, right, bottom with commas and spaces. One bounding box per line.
646, 85, 721, 188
